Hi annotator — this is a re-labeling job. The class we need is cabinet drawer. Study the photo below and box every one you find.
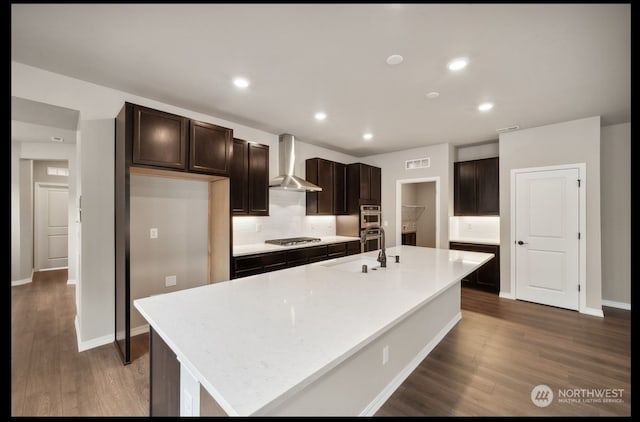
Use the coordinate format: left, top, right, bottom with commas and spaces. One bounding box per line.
234, 255, 263, 272
327, 243, 346, 257
346, 240, 361, 256
262, 251, 287, 267
234, 267, 264, 279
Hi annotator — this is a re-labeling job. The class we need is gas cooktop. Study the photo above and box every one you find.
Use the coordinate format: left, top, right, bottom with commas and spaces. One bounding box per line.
265, 237, 322, 246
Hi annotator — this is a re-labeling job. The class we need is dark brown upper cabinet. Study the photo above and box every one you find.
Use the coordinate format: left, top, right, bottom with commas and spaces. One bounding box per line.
454, 157, 499, 216
132, 104, 188, 170
189, 120, 232, 176
231, 138, 269, 216
346, 163, 382, 214
131, 103, 232, 176
305, 158, 346, 215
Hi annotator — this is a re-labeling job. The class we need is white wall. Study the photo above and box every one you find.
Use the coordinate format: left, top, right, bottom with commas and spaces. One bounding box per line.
12, 61, 351, 348
600, 123, 630, 306
130, 175, 209, 329
499, 116, 602, 312
362, 143, 452, 249
456, 141, 499, 161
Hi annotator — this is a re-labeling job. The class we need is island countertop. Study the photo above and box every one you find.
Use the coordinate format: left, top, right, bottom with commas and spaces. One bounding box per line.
134, 245, 492, 416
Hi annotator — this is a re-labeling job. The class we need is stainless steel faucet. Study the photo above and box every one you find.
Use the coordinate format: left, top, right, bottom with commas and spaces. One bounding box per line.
360, 225, 386, 268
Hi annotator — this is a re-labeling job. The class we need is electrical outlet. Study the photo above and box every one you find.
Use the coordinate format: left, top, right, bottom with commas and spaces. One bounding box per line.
382, 345, 389, 365
383, 220, 388, 227
150, 228, 158, 239
256, 223, 262, 232
165, 275, 176, 287
467, 223, 472, 230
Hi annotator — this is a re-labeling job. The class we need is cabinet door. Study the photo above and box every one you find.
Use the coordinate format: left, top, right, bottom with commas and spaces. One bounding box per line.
369, 165, 381, 204
248, 143, 269, 215
230, 139, 249, 215
306, 158, 336, 215
333, 162, 347, 215
449, 242, 499, 293
133, 105, 187, 170
454, 161, 477, 215
476, 158, 499, 215
359, 164, 371, 200
189, 120, 232, 175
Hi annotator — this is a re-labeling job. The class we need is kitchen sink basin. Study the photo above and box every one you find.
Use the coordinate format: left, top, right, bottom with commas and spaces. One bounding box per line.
321, 257, 382, 273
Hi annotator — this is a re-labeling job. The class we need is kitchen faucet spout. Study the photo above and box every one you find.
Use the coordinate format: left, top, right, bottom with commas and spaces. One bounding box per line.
360, 225, 386, 268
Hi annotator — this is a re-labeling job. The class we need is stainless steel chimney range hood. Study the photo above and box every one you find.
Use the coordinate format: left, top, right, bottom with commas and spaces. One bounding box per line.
269, 134, 322, 192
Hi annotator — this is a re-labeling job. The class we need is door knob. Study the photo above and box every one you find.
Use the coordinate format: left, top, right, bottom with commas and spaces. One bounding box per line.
517, 240, 528, 245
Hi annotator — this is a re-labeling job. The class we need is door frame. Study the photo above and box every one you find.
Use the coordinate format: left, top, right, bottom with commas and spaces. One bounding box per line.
34, 182, 69, 272
395, 177, 440, 248
509, 163, 586, 312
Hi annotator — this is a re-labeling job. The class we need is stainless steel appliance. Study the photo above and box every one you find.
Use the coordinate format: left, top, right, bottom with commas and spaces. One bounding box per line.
336, 205, 382, 253
265, 236, 322, 246
360, 205, 382, 228
359, 205, 382, 252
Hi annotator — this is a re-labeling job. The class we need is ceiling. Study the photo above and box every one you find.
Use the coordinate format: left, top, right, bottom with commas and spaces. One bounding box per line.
11, 4, 630, 156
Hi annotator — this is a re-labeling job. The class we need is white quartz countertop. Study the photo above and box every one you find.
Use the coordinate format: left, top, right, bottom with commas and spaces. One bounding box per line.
134, 246, 492, 416
233, 235, 361, 257
449, 237, 500, 245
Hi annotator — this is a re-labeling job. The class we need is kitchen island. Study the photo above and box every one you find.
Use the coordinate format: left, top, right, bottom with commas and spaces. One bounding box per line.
134, 245, 493, 416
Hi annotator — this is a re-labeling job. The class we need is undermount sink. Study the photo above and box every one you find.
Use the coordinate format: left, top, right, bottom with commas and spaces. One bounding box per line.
322, 257, 382, 273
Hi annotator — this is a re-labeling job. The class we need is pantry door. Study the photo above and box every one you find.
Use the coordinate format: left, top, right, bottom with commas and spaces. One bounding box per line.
513, 166, 581, 310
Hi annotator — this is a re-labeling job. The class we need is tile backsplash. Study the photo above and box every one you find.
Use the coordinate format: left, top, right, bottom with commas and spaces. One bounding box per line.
449, 216, 500, 242
232, 189, 336, 245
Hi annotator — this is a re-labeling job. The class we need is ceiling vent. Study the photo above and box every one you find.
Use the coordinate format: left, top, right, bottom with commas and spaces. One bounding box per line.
496, 125, 520, 133
405, 157, 430, 170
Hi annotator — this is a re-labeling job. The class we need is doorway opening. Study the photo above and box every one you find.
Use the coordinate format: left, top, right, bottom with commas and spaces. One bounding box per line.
395, 177, 440, 248
32, 160, 70, 273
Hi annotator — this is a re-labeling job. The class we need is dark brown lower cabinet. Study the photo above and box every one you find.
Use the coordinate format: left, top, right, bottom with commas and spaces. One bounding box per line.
449, 242, 500, 293
402, 232, 417, 246
150, 328, 180, 417
232, 240, 362, 279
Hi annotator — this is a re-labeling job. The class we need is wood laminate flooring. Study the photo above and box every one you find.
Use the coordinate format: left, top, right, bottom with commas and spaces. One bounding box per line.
11, 270, 630, 416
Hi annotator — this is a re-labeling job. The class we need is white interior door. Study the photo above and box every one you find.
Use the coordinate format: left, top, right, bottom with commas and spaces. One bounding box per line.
35, 184, 69, 271
514, 168, 579, 310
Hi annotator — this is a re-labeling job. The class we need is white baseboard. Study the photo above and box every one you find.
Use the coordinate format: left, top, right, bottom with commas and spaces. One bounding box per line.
581, 306, 604, 318
12, 277, 32, 286
75, 315, 115, 352
499, 291, 515, 300
67, 279, 77, 285
360, 312, 462, 416
39, 266, 68, 272
601, 300, 631, 310
131, 324, 150, 337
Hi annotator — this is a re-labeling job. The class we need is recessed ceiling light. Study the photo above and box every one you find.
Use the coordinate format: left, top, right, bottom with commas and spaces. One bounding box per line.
425, 91, 440, 99
50, 136, 64, 143
233, 77, 250, 89
386, 54, 404, 65
478, 102, 494, 112
363, 133, 373, 141
314, 112, 327, 121
447, 58, 468, 71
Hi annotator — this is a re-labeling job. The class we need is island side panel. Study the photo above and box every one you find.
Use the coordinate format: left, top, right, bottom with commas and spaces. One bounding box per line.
150, 328, 180, 416
259, 282, 461, 416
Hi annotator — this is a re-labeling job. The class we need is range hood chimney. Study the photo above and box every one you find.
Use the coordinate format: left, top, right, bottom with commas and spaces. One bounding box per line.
269, 134, 322, 192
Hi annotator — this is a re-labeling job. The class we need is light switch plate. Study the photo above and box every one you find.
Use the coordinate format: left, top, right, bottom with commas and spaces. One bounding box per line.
150, 228, 158, 239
